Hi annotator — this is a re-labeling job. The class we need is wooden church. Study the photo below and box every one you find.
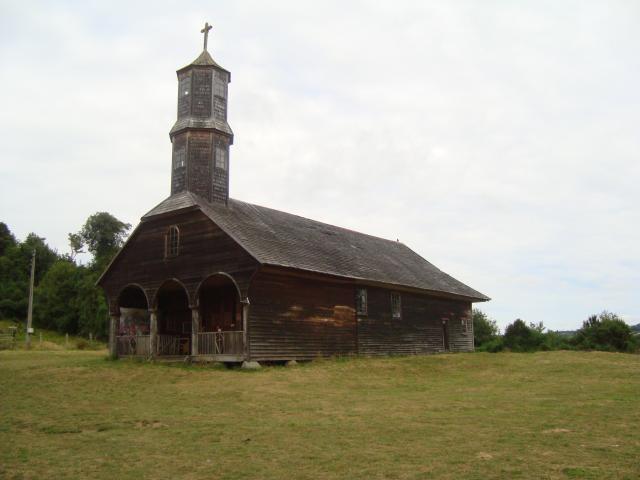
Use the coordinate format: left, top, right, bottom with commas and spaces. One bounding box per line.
98, 25, 489, 364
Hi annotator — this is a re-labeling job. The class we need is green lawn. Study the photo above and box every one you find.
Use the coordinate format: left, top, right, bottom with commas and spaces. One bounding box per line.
0, 351, 638, 480
0, 320, 105, 351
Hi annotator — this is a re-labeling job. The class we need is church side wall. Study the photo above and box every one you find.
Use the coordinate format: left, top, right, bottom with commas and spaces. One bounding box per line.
247, 269, 474, 360
357, 287, 473, 355
247, 270, 357, 360
100, 210, 258, 307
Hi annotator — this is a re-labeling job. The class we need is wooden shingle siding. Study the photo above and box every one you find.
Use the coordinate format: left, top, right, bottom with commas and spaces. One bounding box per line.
357, 287, 473, 355
247, 270, 357, 360
101, 210, 258, 308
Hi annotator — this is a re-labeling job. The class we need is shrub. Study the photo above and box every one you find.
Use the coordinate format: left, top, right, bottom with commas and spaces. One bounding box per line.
477, 336, 504, 352
503, 319, 545, 352
75, 338, 89, 350
574, 311, 637, 353
473, 309, 499, 348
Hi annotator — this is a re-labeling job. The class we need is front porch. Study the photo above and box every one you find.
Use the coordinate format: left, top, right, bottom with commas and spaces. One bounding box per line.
109, 274, 248, 362
114, 330, 245, 361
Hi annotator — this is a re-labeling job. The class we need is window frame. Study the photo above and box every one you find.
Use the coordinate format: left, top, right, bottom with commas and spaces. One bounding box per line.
390, 292, 402, 320
356, 287, 368, 316
165, 225, 180, 258
215, 145, 227, 171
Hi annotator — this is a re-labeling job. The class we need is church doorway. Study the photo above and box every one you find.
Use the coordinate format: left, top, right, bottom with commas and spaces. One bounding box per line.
197, 274, 244, 356
442, 319, 450, 352
117, 285, 150, 356
156, 280, 191, 356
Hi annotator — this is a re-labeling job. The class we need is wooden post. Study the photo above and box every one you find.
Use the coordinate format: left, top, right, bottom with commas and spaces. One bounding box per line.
65, 333, 69, 348
191, 306, 199, 357
25, 250, 35, 348
39, 332, 42, 345
241, 298, 250, 360
149, 310, 158, 358
109, 314, 118, 357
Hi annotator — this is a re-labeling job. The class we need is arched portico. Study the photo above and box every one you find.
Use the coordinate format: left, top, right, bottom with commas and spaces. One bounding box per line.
195, 273, 247, 359
154, 279, 192, 356
113, 284, 151, 357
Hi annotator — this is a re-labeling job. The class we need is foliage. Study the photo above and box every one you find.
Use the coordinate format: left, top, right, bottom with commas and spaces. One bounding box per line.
472, 309, 499, 348
574, 311, 637, 353
0, 214, 128, 339
0, 222, 16, 257
34, 260, 82, 333
0, 229, 60, 322
503, 318, 546, 352
69, 212, 130, 268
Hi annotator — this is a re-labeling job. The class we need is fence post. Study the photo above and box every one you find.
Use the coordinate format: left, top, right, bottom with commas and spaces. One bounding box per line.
65, 333, 69, 348
39, 332, 42, 345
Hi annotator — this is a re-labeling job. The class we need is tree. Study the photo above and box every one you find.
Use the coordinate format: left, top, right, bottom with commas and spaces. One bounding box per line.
503, 319, 545, 352
0, 228, 59, 322
70, 212, 131, 268
0, 222, 16, 257
34, 260, 81, 333
574, 311, 636, 352
473, 309, 499, 347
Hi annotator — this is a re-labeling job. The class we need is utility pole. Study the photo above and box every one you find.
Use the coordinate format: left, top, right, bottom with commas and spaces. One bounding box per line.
25, 249, 35, 348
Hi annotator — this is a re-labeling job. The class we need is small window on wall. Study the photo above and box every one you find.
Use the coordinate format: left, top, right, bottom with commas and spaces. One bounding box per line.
391, 292, 401, 319
356, 288, 367, 315
215, 146, 227, 171
173, 146, 186, 169
165, 226, 179, 258
462, 318, 469, 334
214, 72, 227, 98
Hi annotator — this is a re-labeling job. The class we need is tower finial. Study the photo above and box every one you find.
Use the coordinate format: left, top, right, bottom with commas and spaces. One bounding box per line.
201, 22, 213, 51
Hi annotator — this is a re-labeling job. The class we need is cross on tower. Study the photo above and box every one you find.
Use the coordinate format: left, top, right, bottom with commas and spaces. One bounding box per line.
201, 22, 213, 51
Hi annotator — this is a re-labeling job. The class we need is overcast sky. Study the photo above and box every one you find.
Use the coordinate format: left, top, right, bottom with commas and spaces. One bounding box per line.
1, 1, 638, 330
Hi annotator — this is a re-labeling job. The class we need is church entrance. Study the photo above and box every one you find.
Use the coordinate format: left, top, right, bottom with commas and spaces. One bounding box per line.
156, 280, 191, 356
116, 285, 150, 356
196, 274, 244, 356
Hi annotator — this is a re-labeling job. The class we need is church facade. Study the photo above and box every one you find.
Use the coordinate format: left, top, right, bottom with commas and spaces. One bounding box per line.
98, 28, 489, 363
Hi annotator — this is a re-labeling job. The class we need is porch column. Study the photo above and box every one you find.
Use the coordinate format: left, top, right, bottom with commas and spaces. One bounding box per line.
191, 306, 200, 356
149, 309, 158, 357
241, 298, 250, 360
108, 314, 118, 358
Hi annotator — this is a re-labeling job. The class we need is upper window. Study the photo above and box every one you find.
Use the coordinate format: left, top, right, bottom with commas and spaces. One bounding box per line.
173, 146, 186, 169
214, 73, 227, 98
165, 226, 180, 258
356, 288, 367, 315
215, 146, 227, 171
391, 292, 402, 319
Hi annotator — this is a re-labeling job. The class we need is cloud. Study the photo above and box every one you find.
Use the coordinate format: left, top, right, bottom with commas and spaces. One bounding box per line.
1, 0, 638, 330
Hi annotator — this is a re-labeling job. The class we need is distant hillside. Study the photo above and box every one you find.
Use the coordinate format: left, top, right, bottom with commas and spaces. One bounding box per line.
631, 323, 640, 334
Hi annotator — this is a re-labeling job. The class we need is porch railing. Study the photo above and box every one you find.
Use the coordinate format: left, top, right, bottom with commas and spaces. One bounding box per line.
156, 334, 188, 356
116, 335, 150, 357
197, 331, 244, 356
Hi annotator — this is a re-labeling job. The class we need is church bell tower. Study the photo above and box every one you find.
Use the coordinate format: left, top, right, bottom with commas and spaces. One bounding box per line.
169, 23, 233, 204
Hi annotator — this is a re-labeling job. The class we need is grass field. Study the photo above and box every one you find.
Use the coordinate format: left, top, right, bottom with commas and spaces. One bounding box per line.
0, 350, 638, 480
0, 320, 105, 351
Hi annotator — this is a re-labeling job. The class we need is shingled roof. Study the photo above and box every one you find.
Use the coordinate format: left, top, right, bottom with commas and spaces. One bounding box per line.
142, 192, 489, 302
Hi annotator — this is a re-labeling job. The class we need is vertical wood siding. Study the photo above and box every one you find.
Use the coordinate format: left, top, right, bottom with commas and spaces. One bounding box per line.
101, 210, 258, 308
357, 286, 473, 355
248, 271, 357, 360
